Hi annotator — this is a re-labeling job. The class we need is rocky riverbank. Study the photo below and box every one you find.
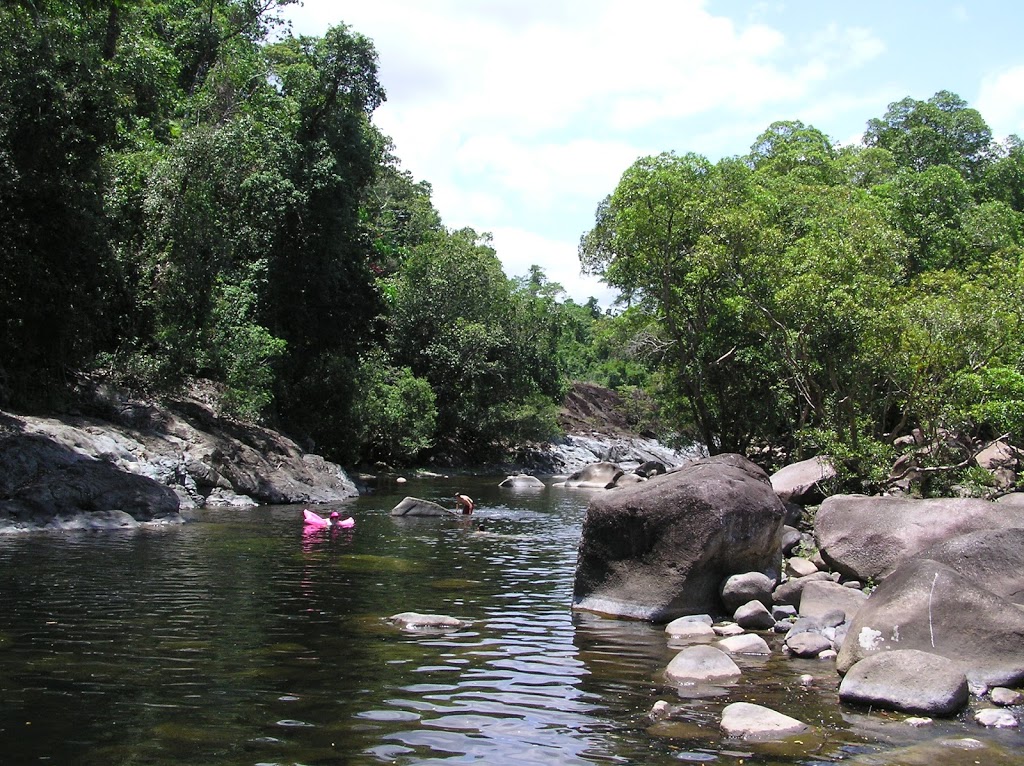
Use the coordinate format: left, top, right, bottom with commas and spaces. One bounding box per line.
0, 378, 694, 533
0, 379, 359, 533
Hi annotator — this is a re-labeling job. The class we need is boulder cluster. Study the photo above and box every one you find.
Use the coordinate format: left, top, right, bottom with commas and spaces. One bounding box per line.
571, 452, 1024, 737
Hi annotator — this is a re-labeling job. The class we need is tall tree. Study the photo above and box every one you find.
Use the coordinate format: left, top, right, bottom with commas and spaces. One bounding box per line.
864, 90, 994, 183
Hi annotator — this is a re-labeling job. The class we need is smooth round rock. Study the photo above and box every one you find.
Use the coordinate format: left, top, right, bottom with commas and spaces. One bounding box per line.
665, 618, 716, 641
786, 632, 833, 658
717, 634, 771, 655
734, 599, 776, 630
991, 687, 1023, 706
665, 645, 741, 684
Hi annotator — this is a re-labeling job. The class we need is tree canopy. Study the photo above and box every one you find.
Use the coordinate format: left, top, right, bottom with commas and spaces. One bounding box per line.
582, 89, 1024, 493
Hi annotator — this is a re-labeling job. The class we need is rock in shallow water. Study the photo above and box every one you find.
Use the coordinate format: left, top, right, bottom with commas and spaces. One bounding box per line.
838, 649, 969, 716
665, 645, 741, 684
720, 701, 810, 741
573, 454, 785, 621
387, 612, 469, 631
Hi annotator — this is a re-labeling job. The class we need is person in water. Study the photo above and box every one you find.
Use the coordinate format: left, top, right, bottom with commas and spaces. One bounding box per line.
328, 511, 343, 527
454, 493, 474, 515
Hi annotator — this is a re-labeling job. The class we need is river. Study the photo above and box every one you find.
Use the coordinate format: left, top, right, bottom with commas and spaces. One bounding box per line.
1, 476, 1022, 765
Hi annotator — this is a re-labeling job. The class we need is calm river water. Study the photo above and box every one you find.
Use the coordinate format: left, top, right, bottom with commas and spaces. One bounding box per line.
1, 476, 1022, 765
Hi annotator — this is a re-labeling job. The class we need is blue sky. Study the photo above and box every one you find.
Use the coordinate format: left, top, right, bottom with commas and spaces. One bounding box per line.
284, 1, 1024, 308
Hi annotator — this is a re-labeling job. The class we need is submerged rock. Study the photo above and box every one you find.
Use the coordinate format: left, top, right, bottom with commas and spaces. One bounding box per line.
499, 474, 545, 488
388, 612, 469, 631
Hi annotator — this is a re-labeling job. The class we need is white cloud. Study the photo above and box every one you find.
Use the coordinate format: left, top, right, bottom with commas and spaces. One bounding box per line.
282, 1, 892, 308
489, 227, 618, 307
977, 65, 1024, 139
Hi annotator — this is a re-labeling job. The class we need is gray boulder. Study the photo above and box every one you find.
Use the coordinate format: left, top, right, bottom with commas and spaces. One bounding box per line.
665, 616, 716, 641
612, 472, 646, 487
665, 645, 741, 684
721, 571, 775, 612
720, 702, 810, 741
717, 633, 771, 655
839, 650, 969, 716
781, 526, 803, 555
563, 461, 623, 488
770, 455, 835, 504
572, 454, 785, 621
975, 708, 1019, 728
916, 527, 1024, 604
772, 571, 832, 607
798, 580, 867, 622
814, 494, 1024, 582
836, 557, 1024, 686
635, 460, 667, 478
786, 632, 833, 658
499, 474, 545, 488
734, 600, 776, 630
390, 497, 454, 517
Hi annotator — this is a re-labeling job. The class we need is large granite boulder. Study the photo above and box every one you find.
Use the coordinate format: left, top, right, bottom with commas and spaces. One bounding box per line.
836, 555, 1024, 686
814, 494, 1024, 581
572, 454, 786, 621
919, 527, 1024, 603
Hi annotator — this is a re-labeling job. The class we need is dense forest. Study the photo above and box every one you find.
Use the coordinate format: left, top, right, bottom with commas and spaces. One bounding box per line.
2, 1, 1023, 493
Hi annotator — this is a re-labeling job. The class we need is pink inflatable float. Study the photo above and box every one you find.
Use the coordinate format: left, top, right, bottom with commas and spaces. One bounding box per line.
302, 509, 355, 528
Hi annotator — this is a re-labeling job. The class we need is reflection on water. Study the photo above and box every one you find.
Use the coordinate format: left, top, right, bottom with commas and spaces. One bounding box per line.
1, 477, 1022, 765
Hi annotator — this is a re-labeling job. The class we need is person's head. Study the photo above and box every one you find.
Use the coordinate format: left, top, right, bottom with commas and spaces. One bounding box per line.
329, 511, 340, 519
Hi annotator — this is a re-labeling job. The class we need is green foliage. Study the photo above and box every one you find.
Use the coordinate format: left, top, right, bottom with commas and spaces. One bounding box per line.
351, 352, 436, 466
207, 267, 287, 420
583, 89, 1024, 491
864, 90, 993, 182
952, 367, 1024, 442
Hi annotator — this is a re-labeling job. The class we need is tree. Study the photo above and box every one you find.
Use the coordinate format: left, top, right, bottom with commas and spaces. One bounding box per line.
748, 120, 839, 184
580, 152, 783, 453
864, 90, 994, 183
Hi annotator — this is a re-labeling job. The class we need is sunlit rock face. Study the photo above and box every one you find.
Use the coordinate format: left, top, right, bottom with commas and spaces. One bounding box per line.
572, 453, 785, 622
